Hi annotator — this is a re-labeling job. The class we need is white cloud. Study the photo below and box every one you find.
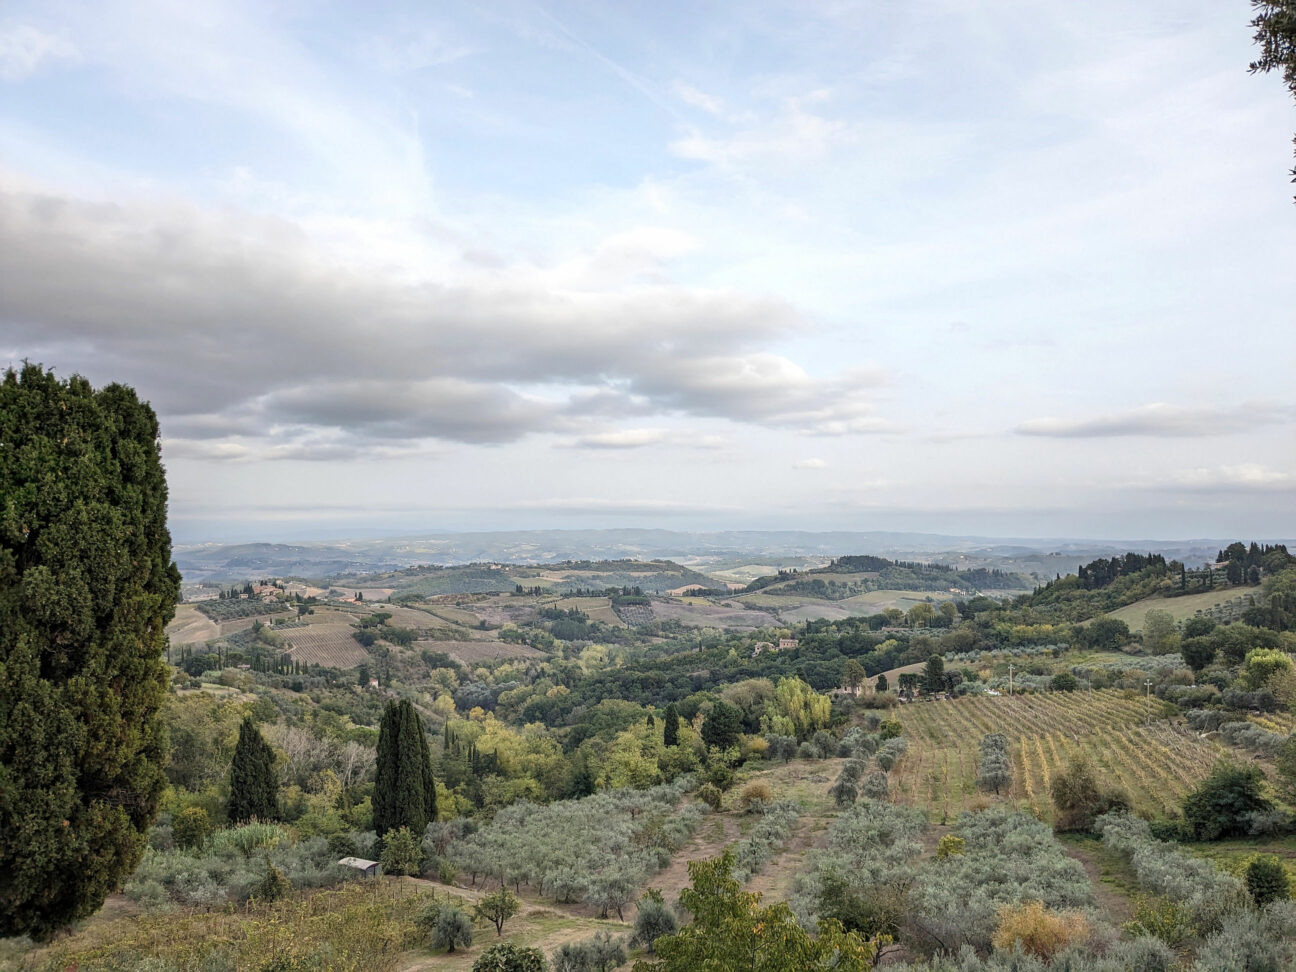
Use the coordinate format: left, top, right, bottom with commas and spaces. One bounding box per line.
565, 428, 668, 449
793, 458, 826, 469
0, 25, 76, 81
1015, 403, 1294, 439
1167, 465, 1296, 491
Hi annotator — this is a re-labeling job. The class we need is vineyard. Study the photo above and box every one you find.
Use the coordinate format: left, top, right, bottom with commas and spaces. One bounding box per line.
281, 624, 371, 669
892, 690, 1227, 822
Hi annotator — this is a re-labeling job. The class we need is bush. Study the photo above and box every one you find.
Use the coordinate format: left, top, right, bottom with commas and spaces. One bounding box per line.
1049, 672, 1079, 692
551, 930, 625, 972
1194, 900, 1296, 971
697, 783, 723, 810
432, 905, 474, 953
1248, 855, 1291, 907
1050, 754, 1130, 832
474, 887, 521, 936
936, 834, 965, 859
172, 807, 212, 851
991, 899, 1089, 960
473, 941, 548, 971
737, 780, 773, 811
253, 857, 291, 903
1122, 895, 1196, 947
1183, 761, 1274, 840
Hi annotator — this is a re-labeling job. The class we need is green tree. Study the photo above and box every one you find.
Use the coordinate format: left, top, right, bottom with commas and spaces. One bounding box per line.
874, 673, 888, 693
1247, 854, 1291, 906
474, 886, 521, 936
374, 699, 438, 837
433, 905, 474, 953
663, 703, 680, 748
1050, 672, 1079, 692
1183, 761, 1274, 840
172, 806, 212, 851
701, 701, 742, 751
635, 849, 877, 971
473, 942, 547, 972
0, 365, 180, 940
1250, 0, 1296, 196
1181, 636, 1217, 672
1142, 610, 1179, 655
923, 654, 945, 693
228, 717, 279, 824
380, 825, 423, 876
1050, 754, 1130, 831
842, 659, 866, 695
253, 856, 291, 902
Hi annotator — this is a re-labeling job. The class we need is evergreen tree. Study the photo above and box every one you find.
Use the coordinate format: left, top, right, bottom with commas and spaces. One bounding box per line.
227, 717, 278, 823
0, 365, 180, 940
663, 703, 680, 747
374, 699, 438, 837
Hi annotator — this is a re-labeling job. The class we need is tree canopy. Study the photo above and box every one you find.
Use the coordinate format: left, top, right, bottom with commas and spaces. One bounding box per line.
0, 365, 180, 940
374, 698, 438, 837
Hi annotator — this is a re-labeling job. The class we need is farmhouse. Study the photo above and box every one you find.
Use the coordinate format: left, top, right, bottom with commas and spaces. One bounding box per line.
778, 638, 799, 650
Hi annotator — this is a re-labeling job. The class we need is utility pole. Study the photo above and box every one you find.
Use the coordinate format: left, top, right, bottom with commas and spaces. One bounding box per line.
1144, 678, 1152, 726
1008, 662, 1014, 697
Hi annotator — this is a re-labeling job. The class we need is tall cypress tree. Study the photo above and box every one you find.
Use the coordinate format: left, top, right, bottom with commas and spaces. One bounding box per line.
0, 366, 180, 940
227, 717, 278, 823
663, 703, 680, 747
373, 699, 437, 837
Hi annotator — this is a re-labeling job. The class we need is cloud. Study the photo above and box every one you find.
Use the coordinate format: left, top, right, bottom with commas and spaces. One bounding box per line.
0, 180, 891, 457
0, 25, 76, 80
564, 428, 668, 449
1015, 402, 1294, 439
793, 458, 826, 469
672, 81, 726, 116
1165, 464, 1296, 492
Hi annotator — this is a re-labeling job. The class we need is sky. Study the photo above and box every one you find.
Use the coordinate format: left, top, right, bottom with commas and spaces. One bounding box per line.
2, 0, 1294, 543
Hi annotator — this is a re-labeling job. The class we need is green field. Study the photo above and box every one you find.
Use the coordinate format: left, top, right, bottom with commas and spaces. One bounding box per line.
1104, 586, 1262, 631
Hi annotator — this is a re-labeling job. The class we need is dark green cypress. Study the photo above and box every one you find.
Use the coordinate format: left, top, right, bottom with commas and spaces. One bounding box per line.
227, 717, 278, 823
373, 699, 437, 837
663, 703, 680, 747
0, 366, 180, 940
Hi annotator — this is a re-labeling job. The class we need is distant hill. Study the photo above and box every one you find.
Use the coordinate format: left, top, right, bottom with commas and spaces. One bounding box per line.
742, 555, 1032, 599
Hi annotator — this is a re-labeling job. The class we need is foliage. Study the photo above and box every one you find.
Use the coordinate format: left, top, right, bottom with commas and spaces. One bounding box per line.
1248, 854, 1291, 906
909, 808, 1093, 953
1182, 761, 1274, 840
636, 849, 878, 971
1249, 0, 1296, 194
229, 717, 279, 824
728, 800, 799, 883
554, 930, 626, 972
0, 365, 180, 940
662, 703, 679, 747
1096, 811, 1247, 931
172, 806, 212, 851
474, 941, 548, 972
374, 699, 437, 837
473, 886, 521, 936
976, 733, 1011, 795
936, 834, 965, 859
432, 904, 474, 953
1122, 895, 1197, 947
1243, 647, 1295, 689
701, 701, 742, 750
991, 900, 1090, 960
379, 826, 423, 876
1193, 899, 1296, 971
633, 894, 678, 952
1049, 754, 1130, 832
253, 857, 292, 903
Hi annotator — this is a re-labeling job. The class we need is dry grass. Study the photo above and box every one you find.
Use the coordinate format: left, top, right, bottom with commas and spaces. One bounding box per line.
282, 624, 371, 668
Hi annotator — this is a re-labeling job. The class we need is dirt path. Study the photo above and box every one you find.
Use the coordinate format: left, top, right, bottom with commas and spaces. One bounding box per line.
1058, 836, 1136, 925
643, 812, 740, 907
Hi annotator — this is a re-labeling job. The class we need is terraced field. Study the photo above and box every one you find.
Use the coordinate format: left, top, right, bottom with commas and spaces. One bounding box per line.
893, 690, 1227, 822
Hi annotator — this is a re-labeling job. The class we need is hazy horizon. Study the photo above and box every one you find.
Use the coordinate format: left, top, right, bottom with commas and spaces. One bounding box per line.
3, 1, 1294, 540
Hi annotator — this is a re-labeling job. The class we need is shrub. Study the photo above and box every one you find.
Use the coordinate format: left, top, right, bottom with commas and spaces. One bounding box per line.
473, 941, 547, 971
737, 780, 773, 811
936, 834, 965, 859
551, 930, 626, 972
861, 771, 889, 800
697, 783, 723, 810
1049, 672, 1078, 692
1194, 900, 1296, 971
1050, 754, 1130, 832
1122, 895, 1196, 947
432, 905, 474, 953
977, 733, 1012, 795
991, 899, 1089, 960
253, 857, 291, 903
1247, 855, 1291, 907
172, 807, 212, 851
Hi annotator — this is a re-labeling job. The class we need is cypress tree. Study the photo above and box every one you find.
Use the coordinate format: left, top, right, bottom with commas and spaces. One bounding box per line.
373, 699, 437, 837
0, 366, 180, 940
227, 717, 278, 823
663, 703, 680, 747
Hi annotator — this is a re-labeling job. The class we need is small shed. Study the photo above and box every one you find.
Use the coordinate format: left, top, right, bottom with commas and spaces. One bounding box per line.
337, 857, 380, 877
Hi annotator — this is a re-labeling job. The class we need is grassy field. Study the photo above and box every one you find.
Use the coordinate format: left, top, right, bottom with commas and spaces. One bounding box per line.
549, 596, 627, 628
1104, 586, 1262, 631
891, 690, 1227, 822
416, 640, 544, 665
165, 603, 220, 645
